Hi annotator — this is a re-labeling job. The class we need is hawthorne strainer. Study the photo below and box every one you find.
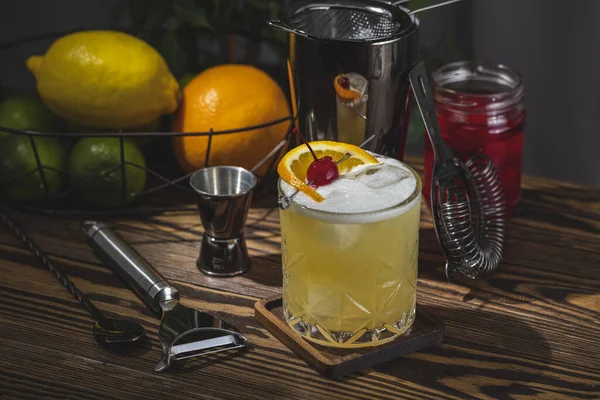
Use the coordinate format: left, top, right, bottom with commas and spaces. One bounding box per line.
409, 61, 507, 280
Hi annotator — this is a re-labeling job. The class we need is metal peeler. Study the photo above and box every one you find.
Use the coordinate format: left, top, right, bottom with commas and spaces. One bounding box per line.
83, 221, 249, 372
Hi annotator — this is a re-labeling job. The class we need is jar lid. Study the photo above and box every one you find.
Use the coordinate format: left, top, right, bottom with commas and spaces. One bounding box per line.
433, 61, 525, 112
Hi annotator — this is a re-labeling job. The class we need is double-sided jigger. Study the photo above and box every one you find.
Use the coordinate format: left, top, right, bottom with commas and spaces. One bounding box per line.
190, 166, 257, 277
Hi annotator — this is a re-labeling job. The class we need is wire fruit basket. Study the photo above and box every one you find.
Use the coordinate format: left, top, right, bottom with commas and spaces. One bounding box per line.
0, 117, 293, 217
0, 30, 294, 217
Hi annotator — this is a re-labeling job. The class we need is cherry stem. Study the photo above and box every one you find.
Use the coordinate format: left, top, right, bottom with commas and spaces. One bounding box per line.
291, 128, 318, 161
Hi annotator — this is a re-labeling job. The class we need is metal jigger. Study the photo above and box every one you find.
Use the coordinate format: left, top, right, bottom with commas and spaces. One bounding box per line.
190, 166, 257, 277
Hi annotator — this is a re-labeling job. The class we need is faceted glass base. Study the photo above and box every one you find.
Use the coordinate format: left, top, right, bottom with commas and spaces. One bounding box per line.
283, 302, 416, 349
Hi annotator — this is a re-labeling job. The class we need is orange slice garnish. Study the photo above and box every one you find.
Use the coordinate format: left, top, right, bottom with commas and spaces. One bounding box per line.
277, 140, 379, 203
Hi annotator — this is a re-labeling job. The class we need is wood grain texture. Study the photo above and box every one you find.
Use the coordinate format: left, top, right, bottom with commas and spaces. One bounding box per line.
254, 297, 444, 379
1, 156, 599, 400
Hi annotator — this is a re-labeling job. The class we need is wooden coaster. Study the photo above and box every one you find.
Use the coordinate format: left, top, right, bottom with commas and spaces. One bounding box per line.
254, 296, 444, 379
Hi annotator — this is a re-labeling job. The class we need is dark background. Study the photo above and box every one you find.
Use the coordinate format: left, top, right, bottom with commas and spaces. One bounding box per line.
1, 0, 598, 186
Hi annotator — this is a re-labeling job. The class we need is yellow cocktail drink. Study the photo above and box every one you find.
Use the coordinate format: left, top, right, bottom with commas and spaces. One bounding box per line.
279, 152, 421, 348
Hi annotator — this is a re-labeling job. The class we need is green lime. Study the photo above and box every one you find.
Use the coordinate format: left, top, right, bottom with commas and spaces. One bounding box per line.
0, 135, 68, 201
0, 94, 65, 139
68, 137, 147, 208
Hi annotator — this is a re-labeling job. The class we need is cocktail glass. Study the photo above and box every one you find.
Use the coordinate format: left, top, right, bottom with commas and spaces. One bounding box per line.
279, 157, 422, 348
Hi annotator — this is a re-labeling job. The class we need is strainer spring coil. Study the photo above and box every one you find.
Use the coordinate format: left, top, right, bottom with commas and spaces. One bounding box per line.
440, 155, 506, 279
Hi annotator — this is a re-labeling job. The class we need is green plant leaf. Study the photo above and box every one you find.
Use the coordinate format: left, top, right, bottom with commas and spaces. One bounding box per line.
128, 0, 151, 33
406, 101, 425, 145
218, 0, 238, 30
173, 0, 195, 10
142, 0, 173, 30
174, 0, 214, 31
110, 1, 128, 29
405, 0, 434, 23
179, 9, 213, 30
159, 30, 187, 78
175, 26, 202, 74
245, 0, 274, 10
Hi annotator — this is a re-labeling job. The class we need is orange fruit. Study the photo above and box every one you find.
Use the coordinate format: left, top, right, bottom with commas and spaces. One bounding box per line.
172, 64, 291, 176
277, 140, 379, 202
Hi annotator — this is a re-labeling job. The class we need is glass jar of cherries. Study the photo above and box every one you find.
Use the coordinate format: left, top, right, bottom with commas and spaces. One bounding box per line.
423, 61, 526, 217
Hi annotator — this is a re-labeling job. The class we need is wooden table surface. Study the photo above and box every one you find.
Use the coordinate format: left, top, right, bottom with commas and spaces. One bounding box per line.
1, 156, 599, 400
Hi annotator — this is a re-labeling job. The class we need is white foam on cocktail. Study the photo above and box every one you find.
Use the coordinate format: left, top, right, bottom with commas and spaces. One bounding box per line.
280, 154, 421, 224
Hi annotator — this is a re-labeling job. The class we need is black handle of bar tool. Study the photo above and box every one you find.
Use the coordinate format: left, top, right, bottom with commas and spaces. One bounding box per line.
409, 61, 455, 168
2, 211, 105, 326
83, 221, 179, 315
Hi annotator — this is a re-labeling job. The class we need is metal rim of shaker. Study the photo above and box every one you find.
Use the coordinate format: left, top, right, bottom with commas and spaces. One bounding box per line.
277, 0, 417, 44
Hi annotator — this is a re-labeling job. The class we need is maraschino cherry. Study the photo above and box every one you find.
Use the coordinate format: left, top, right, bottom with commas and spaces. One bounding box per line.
291, 128, 339, 187
338, 75, 350, 90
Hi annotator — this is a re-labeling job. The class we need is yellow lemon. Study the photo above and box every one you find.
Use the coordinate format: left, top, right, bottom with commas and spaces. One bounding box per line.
26, 30, 180, 129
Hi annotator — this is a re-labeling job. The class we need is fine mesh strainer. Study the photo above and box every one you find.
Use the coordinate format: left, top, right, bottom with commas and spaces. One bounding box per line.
283, 1, 410, 41
270, 0, 462, 42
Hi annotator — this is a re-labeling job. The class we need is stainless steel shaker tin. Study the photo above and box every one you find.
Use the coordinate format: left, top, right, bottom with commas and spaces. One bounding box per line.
269, 0, 420, 160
